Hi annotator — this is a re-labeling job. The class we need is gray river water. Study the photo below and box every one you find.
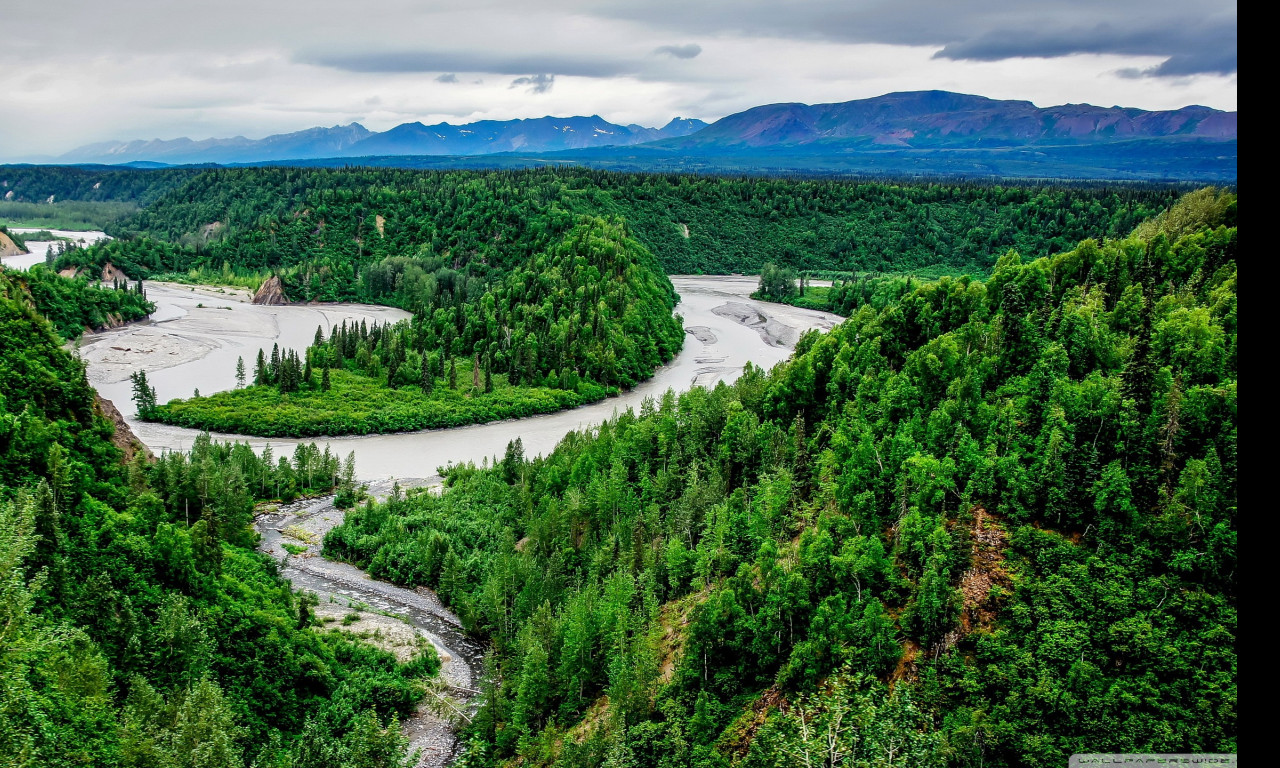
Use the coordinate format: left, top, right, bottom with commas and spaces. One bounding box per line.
1, 228, 110, 270
80, 275, 841, 482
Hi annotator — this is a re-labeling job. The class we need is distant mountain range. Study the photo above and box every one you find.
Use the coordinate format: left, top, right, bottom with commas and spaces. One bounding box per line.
662, 91, 1235, 149
58, 116, 709, 165
48, 91, 1236, 180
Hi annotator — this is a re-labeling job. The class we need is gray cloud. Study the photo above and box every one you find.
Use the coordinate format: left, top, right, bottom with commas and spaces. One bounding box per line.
594, 0, 1237, 77
654, 43, 702, 59
510, 74, 555, 93
435, 72, 458, 83
305, 50, 635, 78
932, 18, 1237, 76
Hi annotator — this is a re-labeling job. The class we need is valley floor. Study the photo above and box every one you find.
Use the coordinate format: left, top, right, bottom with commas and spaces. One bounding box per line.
81, 274, 841, 482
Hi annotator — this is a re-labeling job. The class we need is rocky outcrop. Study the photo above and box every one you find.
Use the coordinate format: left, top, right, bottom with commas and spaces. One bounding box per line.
95, 395, 154, 463
0, 230, 27, 258
252, 275, 289, 305
59, 267, 81, 278
101, 262, 129, 283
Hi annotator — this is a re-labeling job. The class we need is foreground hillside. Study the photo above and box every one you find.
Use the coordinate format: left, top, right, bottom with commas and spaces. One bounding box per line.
323, 191, 1236, 766
0, 268, 434, 766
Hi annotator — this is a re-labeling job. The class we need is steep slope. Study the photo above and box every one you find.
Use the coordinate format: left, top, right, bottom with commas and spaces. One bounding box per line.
0, 227, 27, 257
0, 268, 435, 765
323, 190, 1237, 766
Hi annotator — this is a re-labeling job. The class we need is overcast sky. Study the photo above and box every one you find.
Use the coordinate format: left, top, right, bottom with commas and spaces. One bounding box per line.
1, 0, 1236, 159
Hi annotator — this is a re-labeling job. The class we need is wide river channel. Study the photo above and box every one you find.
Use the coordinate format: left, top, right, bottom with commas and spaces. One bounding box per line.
79, 272, 841, 483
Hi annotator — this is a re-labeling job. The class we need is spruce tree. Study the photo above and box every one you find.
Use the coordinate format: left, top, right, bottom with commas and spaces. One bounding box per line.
269, 344, 281, 384
129, 370, 158, 418
235, 356, 246, 388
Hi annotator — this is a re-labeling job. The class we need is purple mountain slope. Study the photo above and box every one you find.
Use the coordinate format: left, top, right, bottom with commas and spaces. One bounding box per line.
668, 91, 1236, 149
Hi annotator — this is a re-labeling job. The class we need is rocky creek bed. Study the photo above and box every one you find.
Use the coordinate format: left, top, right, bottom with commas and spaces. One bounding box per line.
255, 485, 484, 768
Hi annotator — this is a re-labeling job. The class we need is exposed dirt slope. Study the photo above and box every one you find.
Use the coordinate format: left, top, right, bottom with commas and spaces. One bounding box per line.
0, 230, 27, 258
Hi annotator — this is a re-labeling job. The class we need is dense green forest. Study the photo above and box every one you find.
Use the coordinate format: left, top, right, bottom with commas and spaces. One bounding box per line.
10, 264, 154, 340
755, 188, 1239, 319
0, 269, 435, 766
0, 165, 196, 229
322, 191, 1236, 767
0, 165, 195, 206
561, 171, 1178, 274
53, 167, 1176, 277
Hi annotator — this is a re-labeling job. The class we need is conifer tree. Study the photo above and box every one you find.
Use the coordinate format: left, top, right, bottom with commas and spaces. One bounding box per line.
130, 370, 158, 418
269, 343, 281, 384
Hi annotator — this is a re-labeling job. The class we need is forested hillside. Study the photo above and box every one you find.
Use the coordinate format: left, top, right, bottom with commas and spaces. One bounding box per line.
35, 166, 1174, 437
11, 264, 153, 340
0, 165, 194, 205
150, 217, 682, 437
564, 171, 1177, 274
0, 166, 196, 230
0, 269, 434, 766
68, 167, 1175, 278
323, 191, 1237, 767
